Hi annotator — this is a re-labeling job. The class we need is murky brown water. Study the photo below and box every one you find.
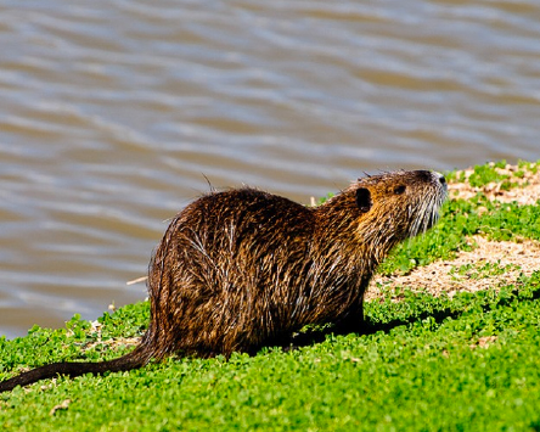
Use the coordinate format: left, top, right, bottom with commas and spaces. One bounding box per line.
1, 0, 539, 338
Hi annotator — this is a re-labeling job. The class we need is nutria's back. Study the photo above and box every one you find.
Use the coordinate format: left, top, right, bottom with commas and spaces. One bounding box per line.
144, 188, 318, 358
0, 169, 447, 393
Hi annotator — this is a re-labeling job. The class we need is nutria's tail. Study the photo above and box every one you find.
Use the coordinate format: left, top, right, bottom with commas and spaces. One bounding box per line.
0, 341, 154, 393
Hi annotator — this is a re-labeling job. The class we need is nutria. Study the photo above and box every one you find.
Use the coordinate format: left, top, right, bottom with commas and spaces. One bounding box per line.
0, 170, 447, 393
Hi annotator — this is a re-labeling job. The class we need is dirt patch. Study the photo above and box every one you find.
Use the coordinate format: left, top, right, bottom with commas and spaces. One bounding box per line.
470, 336, 498, 350
448, 162, 540, 205
78, 320, 141, 352
368, 235, 540, 301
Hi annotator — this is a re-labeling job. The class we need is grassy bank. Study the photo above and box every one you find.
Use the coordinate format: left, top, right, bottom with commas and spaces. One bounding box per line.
1, 160, 539, 431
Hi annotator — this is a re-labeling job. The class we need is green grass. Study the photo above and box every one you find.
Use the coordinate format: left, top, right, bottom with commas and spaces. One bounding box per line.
1, 160, 540, 431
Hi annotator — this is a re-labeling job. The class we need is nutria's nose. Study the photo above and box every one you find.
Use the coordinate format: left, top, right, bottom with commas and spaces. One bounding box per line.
436, 172, 446, 186
423, 170, 446, 187
416, 170, 446, 186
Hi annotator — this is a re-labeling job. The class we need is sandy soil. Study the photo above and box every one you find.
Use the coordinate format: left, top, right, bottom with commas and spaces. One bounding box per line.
448, 162, 540, 205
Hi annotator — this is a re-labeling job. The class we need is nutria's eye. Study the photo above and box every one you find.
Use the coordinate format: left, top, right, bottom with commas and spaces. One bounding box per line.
394, 185, 406, 195
355, 188, 372, 212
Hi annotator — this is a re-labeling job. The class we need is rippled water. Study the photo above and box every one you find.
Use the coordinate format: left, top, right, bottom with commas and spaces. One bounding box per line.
1, 0, 539, 338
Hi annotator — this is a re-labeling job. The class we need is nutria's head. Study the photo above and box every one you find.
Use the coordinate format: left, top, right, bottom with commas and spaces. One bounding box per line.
318, 170, 447, 256
355, 169, 446, 237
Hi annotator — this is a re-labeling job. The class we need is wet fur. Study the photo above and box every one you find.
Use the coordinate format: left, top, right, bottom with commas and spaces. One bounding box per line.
0, 170, 447, 392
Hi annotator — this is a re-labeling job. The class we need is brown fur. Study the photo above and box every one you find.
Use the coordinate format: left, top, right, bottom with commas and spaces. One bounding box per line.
0, 170, 447, 392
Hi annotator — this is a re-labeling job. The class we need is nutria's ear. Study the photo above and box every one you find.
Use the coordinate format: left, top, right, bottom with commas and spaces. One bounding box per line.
355, 188, 372, 212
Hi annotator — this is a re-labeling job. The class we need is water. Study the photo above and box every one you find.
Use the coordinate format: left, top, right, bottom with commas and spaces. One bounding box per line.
1, 0, 539, 338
